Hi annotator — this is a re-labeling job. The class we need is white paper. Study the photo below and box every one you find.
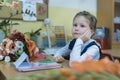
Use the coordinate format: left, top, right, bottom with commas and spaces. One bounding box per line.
22, 0, 37, 21
13, 52, 29, 68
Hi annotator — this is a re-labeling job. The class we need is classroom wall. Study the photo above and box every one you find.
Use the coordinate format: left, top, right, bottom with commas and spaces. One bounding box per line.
1, 0, 97, 38
49, 0, 97, 37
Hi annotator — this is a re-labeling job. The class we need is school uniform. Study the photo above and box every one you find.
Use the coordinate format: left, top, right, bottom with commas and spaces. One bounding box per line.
54, 38, 102, 63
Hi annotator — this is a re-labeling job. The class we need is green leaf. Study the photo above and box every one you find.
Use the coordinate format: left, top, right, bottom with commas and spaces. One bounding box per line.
101, 72, 120, 80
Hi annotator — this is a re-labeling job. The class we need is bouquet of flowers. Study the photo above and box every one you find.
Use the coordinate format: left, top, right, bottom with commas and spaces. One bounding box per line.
0, 30, 46, 62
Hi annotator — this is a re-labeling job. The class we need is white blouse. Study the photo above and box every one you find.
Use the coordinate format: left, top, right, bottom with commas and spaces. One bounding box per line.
54, 38, 101, 65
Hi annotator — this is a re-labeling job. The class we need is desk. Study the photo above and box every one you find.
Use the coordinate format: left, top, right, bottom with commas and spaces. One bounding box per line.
102, 49, 120, 57
1, 49, 120, 80
0, 59, 69, 80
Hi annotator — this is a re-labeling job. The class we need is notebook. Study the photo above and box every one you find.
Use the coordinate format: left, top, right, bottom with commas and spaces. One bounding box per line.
13, 52, 62, 72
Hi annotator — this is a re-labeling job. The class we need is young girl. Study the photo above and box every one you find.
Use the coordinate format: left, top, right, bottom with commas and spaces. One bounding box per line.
54, 11, 102, 65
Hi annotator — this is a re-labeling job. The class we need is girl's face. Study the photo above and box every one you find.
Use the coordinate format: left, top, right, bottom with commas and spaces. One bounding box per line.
72, 16, 93, 38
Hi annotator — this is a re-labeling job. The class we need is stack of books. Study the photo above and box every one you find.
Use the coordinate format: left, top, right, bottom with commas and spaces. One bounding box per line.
55, 26, 66, 47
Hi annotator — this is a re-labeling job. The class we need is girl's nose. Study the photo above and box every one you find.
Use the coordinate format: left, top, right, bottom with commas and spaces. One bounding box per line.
74, 26, 79, 31
75, 28, 78, 31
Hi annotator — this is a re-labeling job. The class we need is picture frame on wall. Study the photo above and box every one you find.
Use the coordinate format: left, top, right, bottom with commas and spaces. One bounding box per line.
0, 0, 48, 21
37, 3, 48, 21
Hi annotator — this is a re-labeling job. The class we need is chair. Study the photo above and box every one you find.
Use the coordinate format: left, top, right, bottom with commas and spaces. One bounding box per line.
95, 38, 111, 50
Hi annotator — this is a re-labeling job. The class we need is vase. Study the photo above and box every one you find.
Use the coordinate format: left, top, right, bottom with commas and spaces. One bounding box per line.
30, 35, 43, 49
37, 36, 43, 48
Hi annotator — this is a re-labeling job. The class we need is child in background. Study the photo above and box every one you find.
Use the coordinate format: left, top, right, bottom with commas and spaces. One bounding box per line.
54, 11, 102, 66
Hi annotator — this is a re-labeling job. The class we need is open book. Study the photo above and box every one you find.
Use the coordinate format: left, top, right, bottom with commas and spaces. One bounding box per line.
13, 52, 62, 72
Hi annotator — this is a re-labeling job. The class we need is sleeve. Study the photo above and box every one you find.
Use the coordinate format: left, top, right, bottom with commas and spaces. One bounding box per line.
69, 38, 83, 62
54, 44, 71, 57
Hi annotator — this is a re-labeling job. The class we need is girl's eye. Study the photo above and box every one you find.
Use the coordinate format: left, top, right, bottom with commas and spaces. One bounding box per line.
73, 24, 77, 27
81, 25, 85, 27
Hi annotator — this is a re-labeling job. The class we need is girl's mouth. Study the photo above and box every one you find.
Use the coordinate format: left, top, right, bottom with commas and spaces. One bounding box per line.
74, 33, 79, 34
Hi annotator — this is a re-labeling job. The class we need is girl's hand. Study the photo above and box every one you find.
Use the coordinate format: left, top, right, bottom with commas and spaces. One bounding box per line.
79, 30, 92, 42
54, 55, 65, 63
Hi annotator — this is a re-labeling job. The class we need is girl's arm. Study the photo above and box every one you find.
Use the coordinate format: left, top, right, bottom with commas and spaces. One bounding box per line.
54, 44, 70, 57
69, 38, 83, 62
54, 44, 71, 62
